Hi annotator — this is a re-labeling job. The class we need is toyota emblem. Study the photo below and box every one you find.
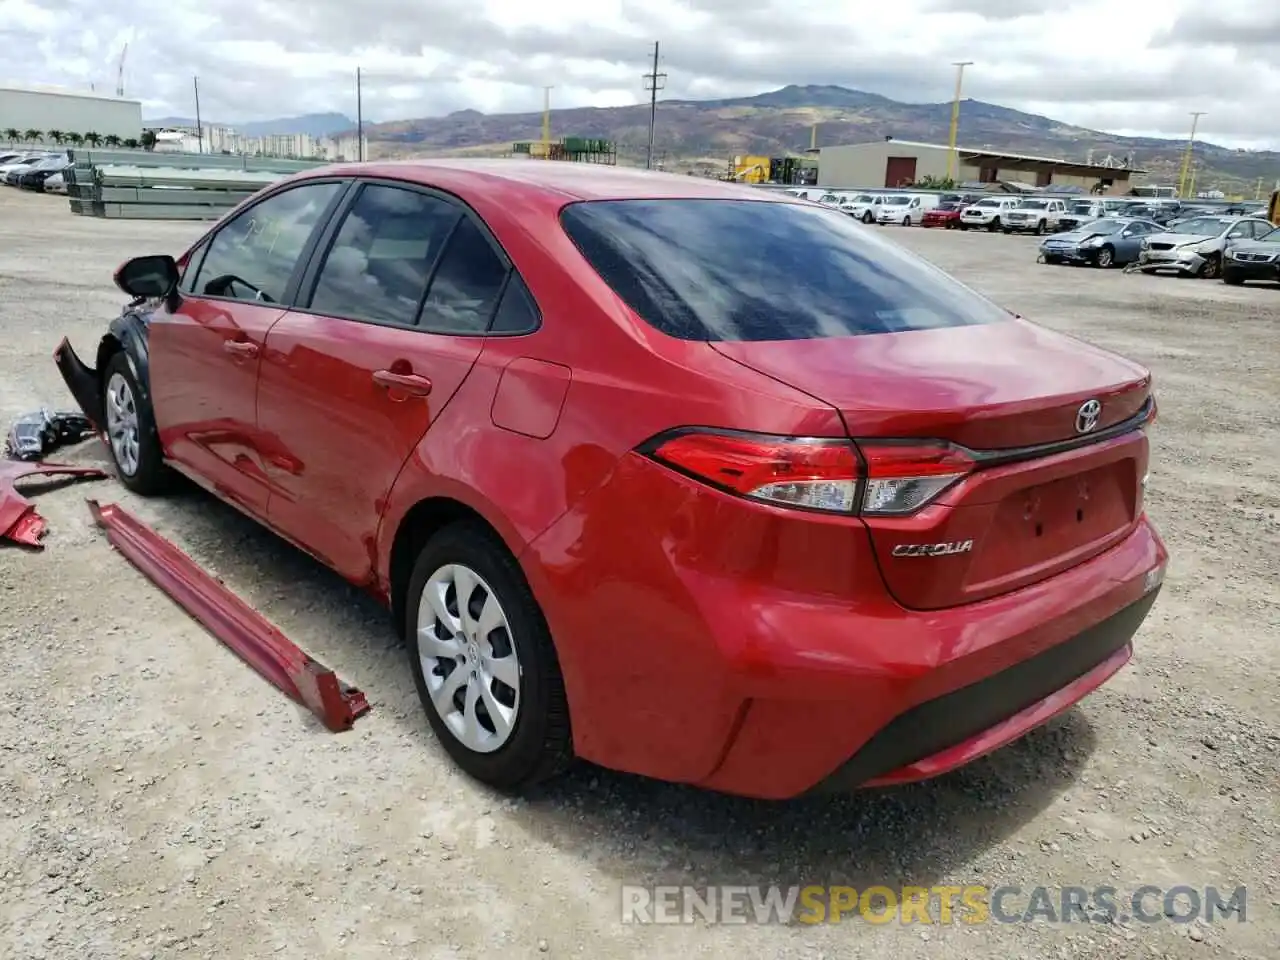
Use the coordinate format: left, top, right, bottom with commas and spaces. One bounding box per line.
1075, 399, 1102, 434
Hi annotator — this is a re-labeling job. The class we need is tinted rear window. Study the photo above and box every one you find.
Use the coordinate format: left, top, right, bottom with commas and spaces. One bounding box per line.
559, 199, 1008, 341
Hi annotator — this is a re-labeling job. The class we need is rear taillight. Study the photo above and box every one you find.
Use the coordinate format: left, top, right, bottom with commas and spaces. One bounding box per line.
856, 440, 974, 515
642, 429, 859, 513
639, 430, 976, 517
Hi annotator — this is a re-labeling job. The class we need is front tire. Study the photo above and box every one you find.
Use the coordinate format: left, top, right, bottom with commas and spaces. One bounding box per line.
1199, 254, 1222, 279
862, 211, 873, 224
102, 351, 171, 495
988, 218, 1001, 233
405, 520, 573, 790
903, 216, 912, 227
1223, 271, 1244, 285
1095, 245, 1115, 269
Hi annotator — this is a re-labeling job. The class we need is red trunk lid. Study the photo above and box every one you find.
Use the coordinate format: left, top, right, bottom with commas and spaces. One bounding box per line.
712, 320, 1153, 609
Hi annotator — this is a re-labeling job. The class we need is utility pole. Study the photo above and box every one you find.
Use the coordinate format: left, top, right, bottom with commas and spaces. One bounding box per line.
541, 86, 554, 156
193, 76, 203, 154
356, 67, 364, 161
946, 61, 973, 182
642, 42, 666, 170
1177, 111, 1205, 199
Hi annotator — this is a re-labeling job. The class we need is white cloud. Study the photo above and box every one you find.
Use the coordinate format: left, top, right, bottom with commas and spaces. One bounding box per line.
0, 0, 1276, 147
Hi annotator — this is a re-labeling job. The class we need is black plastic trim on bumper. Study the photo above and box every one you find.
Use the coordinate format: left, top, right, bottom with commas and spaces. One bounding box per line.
53, 338, 105, 430
810, 588, 1161, 794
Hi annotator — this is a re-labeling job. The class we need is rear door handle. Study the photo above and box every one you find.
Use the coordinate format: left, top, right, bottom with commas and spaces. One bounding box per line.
223, 339, 259, 358
372, 369, 432, 397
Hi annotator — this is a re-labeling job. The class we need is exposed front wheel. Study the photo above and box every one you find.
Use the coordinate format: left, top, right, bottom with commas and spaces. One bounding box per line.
406, 520, 573, 790
1095, 245, 1115, 269
1199, 254, 1222, 279
101, 351, 172, 496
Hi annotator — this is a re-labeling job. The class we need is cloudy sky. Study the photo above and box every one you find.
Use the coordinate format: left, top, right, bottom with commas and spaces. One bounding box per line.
1, 0, 1276, 148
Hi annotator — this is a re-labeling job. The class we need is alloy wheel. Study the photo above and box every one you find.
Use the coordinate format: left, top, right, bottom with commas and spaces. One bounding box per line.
417, 563, 522, 753
105, 372, 141, 477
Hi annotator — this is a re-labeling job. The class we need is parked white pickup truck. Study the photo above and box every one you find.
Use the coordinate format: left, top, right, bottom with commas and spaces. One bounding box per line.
959, 197, 1020, 231
839, 193, 889, 223
1002, 198, 1068, 235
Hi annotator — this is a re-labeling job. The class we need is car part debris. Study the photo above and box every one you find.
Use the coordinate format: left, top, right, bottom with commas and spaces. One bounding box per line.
87, 499, 371, 732
5, 408, 95, 461
0, 460, 107, 548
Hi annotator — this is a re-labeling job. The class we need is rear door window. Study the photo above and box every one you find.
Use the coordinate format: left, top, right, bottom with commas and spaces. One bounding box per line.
418, 217, 510, 335
559, 198, 1010, 341
306, 184, 461, 327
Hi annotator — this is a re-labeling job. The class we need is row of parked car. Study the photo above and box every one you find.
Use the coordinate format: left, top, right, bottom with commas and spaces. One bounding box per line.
1036, 212, 1280, 285
0, 149, 71, 193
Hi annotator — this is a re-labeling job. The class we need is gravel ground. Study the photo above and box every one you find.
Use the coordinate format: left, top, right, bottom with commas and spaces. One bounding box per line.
0, 187, 1276, 960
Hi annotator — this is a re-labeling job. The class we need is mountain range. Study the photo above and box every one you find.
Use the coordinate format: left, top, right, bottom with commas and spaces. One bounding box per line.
360, 84, 1276, 193
148, 86, 1279, 193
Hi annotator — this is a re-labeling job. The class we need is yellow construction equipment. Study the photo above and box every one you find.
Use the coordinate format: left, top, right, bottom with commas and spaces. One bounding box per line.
1270, 189, 1280, 226
731, 155, 770, 183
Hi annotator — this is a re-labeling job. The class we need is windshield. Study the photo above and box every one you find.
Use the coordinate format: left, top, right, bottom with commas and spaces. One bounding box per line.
1068, 202, 1094, 213
1078, 219, 1124, 235
1170, 217, 1229, 236
1018, 200, 1049, 209
559, 198, 1010, 341
974, 199, 1001, 208
884, 197, 910, 205
851, 194, 874, 203
937, 202, 961, 211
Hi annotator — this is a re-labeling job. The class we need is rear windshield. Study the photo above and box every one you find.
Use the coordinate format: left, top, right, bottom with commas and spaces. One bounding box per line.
558, 198, 1009, 341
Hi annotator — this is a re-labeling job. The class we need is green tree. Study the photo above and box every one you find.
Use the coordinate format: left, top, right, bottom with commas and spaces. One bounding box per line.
66, 132, 84, 146
23, 129, 42, 143
83, 131, 102, 147
2, 128, 18, 143
47, 130, 65, 145
103, 134, 122, 147
123, 138, 140, 149
140, 130, 157, 151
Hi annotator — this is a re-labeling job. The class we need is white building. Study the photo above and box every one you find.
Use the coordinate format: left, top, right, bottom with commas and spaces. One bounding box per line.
0, 83, 143, 141
145, 123, 365, 162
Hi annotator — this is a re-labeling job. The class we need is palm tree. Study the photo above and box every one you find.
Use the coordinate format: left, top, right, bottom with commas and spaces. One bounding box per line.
140, 130, 157, 151
66, 132, 84, 146
47, 130, 65, 145
103, 134, 122, 147
84, 131, 102, 147
2, 128, 18, 144
123, 138, 140, 149
23, 129, 42, 143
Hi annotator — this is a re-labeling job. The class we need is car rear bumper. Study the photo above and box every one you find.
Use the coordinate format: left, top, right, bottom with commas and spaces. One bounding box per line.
524, 455, 1168, 799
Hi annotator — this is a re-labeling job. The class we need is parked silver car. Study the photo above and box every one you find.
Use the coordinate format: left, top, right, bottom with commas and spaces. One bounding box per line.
1131, 215, 1275, 278
1039, 217, 1162, 268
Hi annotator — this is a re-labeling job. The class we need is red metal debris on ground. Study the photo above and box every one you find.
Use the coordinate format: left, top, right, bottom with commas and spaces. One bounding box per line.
0, 460, 108, 548
87, 499, 372, 732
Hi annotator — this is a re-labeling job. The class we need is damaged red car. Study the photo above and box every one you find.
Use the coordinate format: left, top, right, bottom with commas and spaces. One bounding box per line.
54, 161, 1167, 799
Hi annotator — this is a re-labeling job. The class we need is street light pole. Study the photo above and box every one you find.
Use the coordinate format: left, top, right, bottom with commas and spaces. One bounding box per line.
946, 61, 972, 182
1178, 111, 1205, 199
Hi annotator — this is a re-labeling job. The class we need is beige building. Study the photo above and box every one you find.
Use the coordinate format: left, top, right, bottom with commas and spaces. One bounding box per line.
818, 138, 1143, 193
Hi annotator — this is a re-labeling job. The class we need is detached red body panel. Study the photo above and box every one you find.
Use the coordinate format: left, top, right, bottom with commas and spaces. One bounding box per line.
52, 160, 1167, 797
0, 460, 107, 548
88, 499, 370, 732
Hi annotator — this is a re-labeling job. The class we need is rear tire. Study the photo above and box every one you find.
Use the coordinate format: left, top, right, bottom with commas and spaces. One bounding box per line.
101, 351, 172, 496
405, 520, 573, 791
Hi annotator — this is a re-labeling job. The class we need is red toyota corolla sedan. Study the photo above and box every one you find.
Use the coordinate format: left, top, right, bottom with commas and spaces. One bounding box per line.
55, 160, 1167, 799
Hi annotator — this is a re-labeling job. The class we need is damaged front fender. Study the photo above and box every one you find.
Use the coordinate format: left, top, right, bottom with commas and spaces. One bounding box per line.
53, 305, 154, 430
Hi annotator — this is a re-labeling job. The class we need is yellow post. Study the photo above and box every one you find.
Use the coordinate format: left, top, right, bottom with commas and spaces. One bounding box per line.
1177, 112, 1204, 199
810, 124, 817, 151
541, 86, 554, 157
946, 61, 972, 182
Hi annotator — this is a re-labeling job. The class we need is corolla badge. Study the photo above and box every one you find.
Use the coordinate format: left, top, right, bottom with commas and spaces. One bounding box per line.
891, 540, 974, 558
1075, 398, 1102, 435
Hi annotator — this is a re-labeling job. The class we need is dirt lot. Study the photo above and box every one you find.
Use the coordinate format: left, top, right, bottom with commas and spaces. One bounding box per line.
0, 187, 1276, 960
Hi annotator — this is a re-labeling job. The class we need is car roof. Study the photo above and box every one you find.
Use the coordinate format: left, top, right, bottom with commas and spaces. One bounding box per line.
295, 159, 797, 204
